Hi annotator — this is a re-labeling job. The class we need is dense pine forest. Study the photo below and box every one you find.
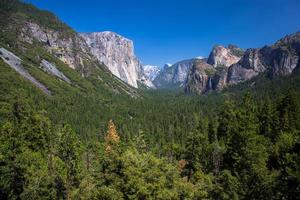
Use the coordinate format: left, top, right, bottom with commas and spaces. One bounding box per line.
0, 0, 300, 199
1, 72, 300, 199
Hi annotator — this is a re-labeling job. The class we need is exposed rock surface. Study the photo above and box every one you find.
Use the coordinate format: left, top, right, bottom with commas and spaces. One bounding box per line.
185, 32, 300, 94
40, 59, 71, 83
185, 59, 214, 94
153, 58, 202, 88
226, 48, 266, 84
142, 65, 160, 81
207, 45, 244, 67
227, 32, 300, 85
21, 22, 92, 75
139, 74, 156, 88
80, 31, 152, 88
0, 47, 51, 95
164, 63, 172, 68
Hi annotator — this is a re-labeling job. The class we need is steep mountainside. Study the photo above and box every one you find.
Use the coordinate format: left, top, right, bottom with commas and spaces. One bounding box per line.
0, 47, 51, 95
80, 32, 154, 88
227, 32, 300, 85
0, 0, 143, 134
0, 1, 139, 97
142, 65, 160, 81
153, 58, 202, 88
185, 33, 300, 94
184, 59, 215, 94
20, 22, 92, 74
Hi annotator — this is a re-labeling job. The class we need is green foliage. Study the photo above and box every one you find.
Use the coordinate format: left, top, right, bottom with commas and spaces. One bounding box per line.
1, 74, 300, 200
57, 124, 83, 198
228, 46, 245, 57
184, 115, 210, 178
211, 170, 240, 200
0, 100, 84, 199
205, 68, 216, 76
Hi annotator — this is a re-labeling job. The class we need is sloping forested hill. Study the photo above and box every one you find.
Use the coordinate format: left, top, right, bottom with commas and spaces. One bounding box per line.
0, 0, 299, 199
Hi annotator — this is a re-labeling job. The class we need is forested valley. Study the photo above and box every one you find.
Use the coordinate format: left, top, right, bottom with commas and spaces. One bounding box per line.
1, 76, 300, 199
0, 0, 300, 199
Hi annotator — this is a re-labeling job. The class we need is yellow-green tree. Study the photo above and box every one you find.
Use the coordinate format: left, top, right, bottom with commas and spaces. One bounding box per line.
105, 120, 120, 153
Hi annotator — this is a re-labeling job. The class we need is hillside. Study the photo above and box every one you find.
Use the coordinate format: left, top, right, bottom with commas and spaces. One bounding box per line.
0, 0, 143, 133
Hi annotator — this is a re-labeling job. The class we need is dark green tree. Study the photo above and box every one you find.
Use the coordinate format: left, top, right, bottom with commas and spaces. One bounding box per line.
211, 170, 240, 200
184, 115, 210, 180
57, 124, 82, 199
0, 122, 25, 199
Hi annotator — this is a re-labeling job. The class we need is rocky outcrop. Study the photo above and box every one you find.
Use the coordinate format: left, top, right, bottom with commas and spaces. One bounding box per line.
207, 45, 244, 68
227, 32, 300, 85
185, 32, 300, 94
138, 65, 160, 89
185, 59, 214, 94
226, 48, 266, 84
20, 22, 92, 75
139, 74, 156, 88
80, 31, 151, 88
40, 59, 71, 83
153, 58, 202, 88
154, 45, 243, 90
142, 65, 160, 81
0, 47, 51, 95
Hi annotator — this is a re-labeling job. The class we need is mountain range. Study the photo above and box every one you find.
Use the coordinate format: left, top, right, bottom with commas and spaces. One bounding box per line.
78, 27, 300, 94
1, 0, 298, 95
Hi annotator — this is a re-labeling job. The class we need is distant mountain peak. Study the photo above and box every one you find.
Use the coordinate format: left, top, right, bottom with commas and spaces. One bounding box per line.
142, 65, 161, 81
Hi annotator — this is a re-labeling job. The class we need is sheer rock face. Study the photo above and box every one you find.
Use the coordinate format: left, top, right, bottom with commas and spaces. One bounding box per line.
185, 32, 300, 94
139, 65, 160, 89
207, 45, 244, 68
153, 59, 201, 88
226, 48, 266, 84
184, 45, 243, 94
20, 22, 92, 75
227, 32, 300, 85
142, 65, 160, 81
80, 31, 146, 88
185, 59, 214, 94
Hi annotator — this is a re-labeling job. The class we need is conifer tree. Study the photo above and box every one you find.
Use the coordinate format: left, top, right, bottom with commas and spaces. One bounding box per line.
259, 100, 277, 139
217, 99, 238, 170
217, 99, 238, 146
277, 90, 300, 133
211, 170, 240, 200
184, 115, 210, 180
57, 124, 82, 199
100, 119, 123, 196
104, 119, 120, 153
0, 122, 25, 199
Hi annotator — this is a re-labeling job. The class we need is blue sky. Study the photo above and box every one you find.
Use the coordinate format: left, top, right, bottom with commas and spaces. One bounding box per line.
25, 0, 300, 67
